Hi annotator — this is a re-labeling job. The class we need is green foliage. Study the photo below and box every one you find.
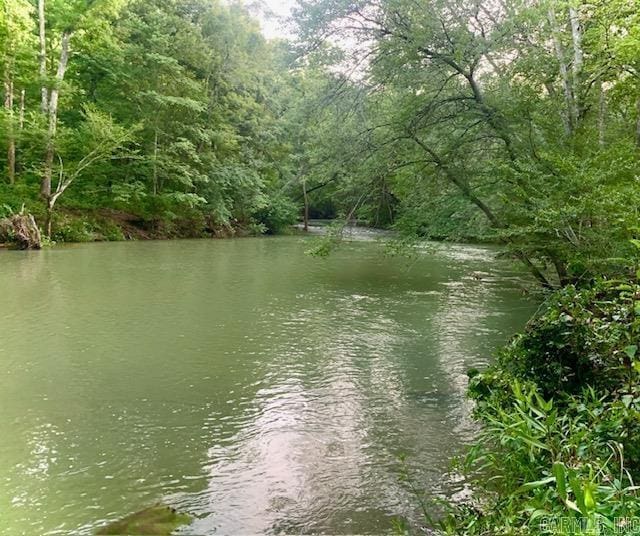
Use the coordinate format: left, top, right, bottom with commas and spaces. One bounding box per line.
52, 219, 95, 243
1, 0, 640, 259
292, 0, 640, 287
432, 280, 640, 535
442, 382, 640, 535
51, 215, 126, 242
0, 0, 307, 239
305, 220, 346, 257
253, 193, 298, 234
489, 280, 640, 397
394, 189, 496, 243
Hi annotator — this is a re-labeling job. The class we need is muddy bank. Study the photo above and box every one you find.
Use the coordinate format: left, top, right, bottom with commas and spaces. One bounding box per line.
0, 208, 272, 248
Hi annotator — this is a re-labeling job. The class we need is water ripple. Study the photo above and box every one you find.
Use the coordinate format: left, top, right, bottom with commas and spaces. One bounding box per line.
0, 238, 536, 535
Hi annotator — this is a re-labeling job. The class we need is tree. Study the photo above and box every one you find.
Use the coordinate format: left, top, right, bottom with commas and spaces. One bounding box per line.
292, 0, 640, 286
43, 107, 133, 236
36, 0, 128, 234
0, 0, 33, 184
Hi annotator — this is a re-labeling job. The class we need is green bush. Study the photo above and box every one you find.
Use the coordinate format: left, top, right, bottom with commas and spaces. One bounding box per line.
253, 194, 298, 234
439, 381, 640, 535
0, 183, 44, 220
92, 220, 125, 241
427, 280, 640, 535
492, 280, 640, 398
52, 219, 95, 242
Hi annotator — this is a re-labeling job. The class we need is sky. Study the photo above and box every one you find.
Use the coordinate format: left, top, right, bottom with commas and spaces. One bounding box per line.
251, 0, 296, 39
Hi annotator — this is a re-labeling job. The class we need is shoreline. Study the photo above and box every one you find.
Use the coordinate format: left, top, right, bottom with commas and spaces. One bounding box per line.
1, 212, 501, 250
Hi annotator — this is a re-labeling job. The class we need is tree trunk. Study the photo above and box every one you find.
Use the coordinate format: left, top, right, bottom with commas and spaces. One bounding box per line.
45, 200, 53, 238
548, 7, 575, 134
19, 89, 25, 129
569, 6, 583, 120
4, 70, 15, 184
152, 128, 159, 195
41, 31, 70, 205
463, 71, 522, 170
551, 256, 571, 286
38, 0, 49, 114
411, 135, 553, 289
412, 136, 500, 226
0, 212, 42, 249
636, 97, 640, 149
41, 31, 71, 237
302, 177, 309, 232
598, 81, 606, 147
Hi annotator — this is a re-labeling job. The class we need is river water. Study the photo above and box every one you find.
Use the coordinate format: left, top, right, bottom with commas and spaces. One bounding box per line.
0, 236, 535, 535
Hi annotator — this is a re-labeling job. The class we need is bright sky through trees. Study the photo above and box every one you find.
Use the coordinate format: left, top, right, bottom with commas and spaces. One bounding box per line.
253, 0, 295, 38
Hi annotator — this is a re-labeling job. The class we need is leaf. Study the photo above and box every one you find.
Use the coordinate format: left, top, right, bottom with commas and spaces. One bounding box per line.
625, 345, 638, 359
564, 499, 582, 514
514, 433, 551, 451
569, 477, 586, 515
583, 482, 597, 512
528, 509, 550, 521
552, 462, 567, 502
517, 476, 555, 493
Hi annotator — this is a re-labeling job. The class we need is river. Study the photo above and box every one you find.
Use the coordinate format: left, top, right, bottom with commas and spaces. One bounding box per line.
0, 236, 536, 535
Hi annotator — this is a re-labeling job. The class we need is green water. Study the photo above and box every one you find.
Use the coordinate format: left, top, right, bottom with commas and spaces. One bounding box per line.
0, 237, 536, 535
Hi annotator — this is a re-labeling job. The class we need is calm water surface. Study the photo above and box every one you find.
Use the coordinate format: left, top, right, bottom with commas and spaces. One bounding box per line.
0, 236, 536, 535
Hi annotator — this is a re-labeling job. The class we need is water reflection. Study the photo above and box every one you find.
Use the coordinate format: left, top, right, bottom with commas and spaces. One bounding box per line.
0, 238, 535, 535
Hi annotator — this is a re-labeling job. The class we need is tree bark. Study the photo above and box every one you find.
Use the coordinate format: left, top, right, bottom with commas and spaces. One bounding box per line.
152, 128, 159, 195
4, 70, 15, 184
41, 31, 71, 229
569, 6, 583, 119
598, 81, 606, 147
302, 177, 309, 232
38, 0, 49, 114
548, 7, 575, 134
551, 255, 571, 286
0, 212, 42, 249
44, 199, 54, 238
19, 89, 25, 129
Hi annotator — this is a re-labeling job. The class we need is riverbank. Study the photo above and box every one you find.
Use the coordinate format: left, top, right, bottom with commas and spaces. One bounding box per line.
0, 206, 500, 250
431, 277, 640, 535
0, 207, 298, 249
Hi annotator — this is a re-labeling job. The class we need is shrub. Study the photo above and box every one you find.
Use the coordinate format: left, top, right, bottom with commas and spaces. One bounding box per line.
439, 381, 640, 535
493, 280, 640, 398
252, 194, 297, 234
426, 279, 640, 535
52, 219, 95, 243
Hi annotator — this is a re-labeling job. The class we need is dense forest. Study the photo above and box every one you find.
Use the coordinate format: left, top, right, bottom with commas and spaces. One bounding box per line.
0, 0, 310, 242
2, 0, 640, 534
291, 0, 640, 290
1, 0, 639, 288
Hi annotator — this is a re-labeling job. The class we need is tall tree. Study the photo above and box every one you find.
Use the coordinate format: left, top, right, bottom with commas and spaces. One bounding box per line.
0, 0, 33, 184
292, 0, 640, 285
